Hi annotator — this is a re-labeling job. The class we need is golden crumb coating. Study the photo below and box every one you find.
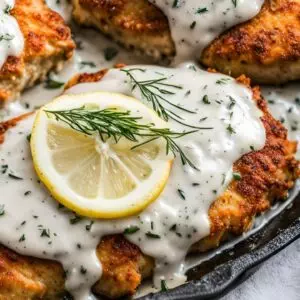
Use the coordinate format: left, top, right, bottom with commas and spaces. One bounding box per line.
71, 0, 300, 84
71, 0, 174, 60
0, 0, 75, 104
0, 69, 298, 299
201, 0, 300, 84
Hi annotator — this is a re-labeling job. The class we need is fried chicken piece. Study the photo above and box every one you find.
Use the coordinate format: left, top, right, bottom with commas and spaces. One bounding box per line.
201, 0, 300, 84
0, 245, 65, 300
71, 0, 174, 61
0, 0, 75, 105
0, 73, 299, 299
71, 0, 300, 84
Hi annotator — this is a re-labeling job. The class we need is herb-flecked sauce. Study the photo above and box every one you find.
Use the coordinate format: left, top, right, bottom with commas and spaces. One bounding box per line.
149, 0, 264, 62
0, 0, 24, 69
1, 1, 299, 300
0, 64, 266, 299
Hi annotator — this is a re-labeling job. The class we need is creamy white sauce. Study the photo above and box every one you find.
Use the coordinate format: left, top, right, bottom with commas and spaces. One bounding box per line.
45, 0, 73, 23
0, 0, 24, 70
149, 0, 264, 62
0, 64, 266, 299
262, 84, 300, 159
0, 2, 298, 299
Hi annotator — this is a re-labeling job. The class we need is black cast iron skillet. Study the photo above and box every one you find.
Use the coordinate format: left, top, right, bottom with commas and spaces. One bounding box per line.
62, 187, 299, 300
139, 185, 300, 300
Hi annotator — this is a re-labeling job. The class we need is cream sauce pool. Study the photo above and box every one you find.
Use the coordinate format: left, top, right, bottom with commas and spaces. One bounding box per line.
0, 65, 266, 299
149, 0, 264, 62
0, 0, 24, 70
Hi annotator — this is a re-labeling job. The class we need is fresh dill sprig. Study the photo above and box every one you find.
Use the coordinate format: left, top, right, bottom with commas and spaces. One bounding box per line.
121, 68, 211, 130
45, 106, 198, 169
232, 0, 238, 7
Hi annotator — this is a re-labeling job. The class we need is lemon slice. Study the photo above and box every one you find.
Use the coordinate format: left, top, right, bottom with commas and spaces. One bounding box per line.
31, 92, 172, 219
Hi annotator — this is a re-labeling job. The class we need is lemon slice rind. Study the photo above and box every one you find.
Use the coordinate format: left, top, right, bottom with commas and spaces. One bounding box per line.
31, 92, 172, 219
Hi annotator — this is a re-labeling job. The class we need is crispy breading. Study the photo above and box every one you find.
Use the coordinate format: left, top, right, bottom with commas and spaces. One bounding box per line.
201, 0, 300, 84
0, 0, 75, 104
71, 0, 174, 61
71, 0, 300, 84
0, 72, 299, 299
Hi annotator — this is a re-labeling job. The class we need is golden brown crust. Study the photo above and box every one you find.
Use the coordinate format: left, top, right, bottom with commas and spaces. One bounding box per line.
92, 235, 154, 297
201, 0, 300, 84
0, 70, 299, 298
0, 245, 65, 299
72, 0, 300, 83
0, 0, 75, 104
72, 0, 174, 60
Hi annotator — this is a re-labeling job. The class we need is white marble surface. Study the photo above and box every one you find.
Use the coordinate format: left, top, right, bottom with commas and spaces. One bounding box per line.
221, 238, 300, 300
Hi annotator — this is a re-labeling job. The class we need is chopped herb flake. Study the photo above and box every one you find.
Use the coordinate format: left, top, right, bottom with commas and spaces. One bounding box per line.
233, 172, 242, 181
145, 231, 160, 239
177, 189, 185, 200
202, 95, 210, 104
104, 47, 118, 61
124, 226, 140, 235
0, 205, 5, 216
161, 280, 168, 292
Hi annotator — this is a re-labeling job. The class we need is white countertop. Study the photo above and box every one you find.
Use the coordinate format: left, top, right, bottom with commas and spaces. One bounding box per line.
221, 238, 300, 300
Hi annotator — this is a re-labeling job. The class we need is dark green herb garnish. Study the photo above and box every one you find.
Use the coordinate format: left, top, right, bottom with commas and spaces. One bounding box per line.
40, 228, 50, 238
80, 61, 96, 69
169, 224, 177, 231
228, 96, 236, 110
233, 172, 242, 181
172, 0, 180, 8
104, 47, 118, 61
58, 203, 64, 209
190, 21, 196, 29
145, 231, 160, 239
0, 205, 5, 216
45, 106, 198, 169
4, 5, 12, 14
161, 280, 168, 292
19, 234, 26, 242
1, 165, 8, 174
226, 124, 236, 135
44, 78, 64, 89
202, 95, 210, 104
70, 215, 82, 225
232, 0, 238, 7
196, 7, 208, 14
85, 221, 94, 231
177, 189, 185, 200
216, 78, 230, 84
8, 173, 23, 180
121, 69, 211, 130
124, 226, 140, 235
24, 191, 31, 196
80, 266, 87, 274
0, 34, 14, 42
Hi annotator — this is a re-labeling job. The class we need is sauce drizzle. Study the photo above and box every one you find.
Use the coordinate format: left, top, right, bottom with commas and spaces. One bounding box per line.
0, 0, 24, 70
0, 65, 266, 299
150, 0, 264, 62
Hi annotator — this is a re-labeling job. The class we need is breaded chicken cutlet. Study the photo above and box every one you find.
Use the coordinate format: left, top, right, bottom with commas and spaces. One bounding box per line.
0, 0, 75, 104
71, 0, 300, 84
0, 70, 299, 299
